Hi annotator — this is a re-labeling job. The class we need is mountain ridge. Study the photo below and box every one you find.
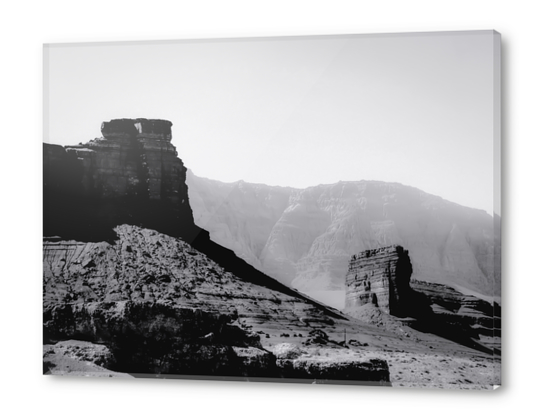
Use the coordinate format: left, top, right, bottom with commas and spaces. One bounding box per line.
187, 168, 493, 216
186, 170, 500, 308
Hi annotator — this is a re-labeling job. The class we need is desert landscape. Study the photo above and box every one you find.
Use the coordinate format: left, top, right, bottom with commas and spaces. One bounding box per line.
43, 118, 500, 389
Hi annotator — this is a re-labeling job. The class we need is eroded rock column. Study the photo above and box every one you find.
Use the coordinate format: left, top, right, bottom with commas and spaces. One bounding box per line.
345, 245, 412, 315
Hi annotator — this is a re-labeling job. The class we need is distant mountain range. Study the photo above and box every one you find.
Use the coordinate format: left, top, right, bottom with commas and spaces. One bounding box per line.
186, 171, 500, 309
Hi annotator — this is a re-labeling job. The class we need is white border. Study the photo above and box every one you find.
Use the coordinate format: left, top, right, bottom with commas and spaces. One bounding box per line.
2, 1, 537, 419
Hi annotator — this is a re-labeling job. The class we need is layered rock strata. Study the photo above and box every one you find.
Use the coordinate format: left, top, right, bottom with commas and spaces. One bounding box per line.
44, 118, 198, 243
344, 246, 412, 316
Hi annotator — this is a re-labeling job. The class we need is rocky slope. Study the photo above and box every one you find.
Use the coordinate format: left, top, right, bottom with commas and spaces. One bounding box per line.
43, 225, 498, 387
43, 225, 394, 382
186, 173, 500, 308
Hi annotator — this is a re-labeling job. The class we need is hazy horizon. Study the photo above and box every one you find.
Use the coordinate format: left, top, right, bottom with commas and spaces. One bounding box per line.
44, 31, 500, 216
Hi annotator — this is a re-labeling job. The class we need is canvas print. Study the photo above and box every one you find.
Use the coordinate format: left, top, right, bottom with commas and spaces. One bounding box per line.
43, 31, 501, 389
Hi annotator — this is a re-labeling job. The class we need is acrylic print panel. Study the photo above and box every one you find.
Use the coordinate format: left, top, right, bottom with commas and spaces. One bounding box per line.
43, 30, 501, 389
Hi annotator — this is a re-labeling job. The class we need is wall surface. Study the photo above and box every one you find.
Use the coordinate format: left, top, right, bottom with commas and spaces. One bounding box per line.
2, 1, 537, 420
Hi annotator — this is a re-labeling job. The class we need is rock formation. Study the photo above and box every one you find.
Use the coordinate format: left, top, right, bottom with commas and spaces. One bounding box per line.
186, 173, 500, 308
44, 118, 199, 243
345, 246, 412, 316
44, 300, 273, 377
343, 245, 500, 354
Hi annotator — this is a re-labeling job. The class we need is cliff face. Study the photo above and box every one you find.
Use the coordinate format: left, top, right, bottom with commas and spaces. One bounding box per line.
344, 246, 412, 316
186, 174, 501, 308
44, 118, 200, 243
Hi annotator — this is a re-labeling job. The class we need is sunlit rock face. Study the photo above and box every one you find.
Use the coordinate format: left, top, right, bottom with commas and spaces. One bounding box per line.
186, 174, 500, 308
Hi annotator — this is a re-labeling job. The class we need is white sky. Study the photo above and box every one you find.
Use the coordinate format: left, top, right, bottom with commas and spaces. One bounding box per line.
44, 31, 499, 215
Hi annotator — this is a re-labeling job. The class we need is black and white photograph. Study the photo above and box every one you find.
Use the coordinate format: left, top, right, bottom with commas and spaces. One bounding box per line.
42, 31, 500, 389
